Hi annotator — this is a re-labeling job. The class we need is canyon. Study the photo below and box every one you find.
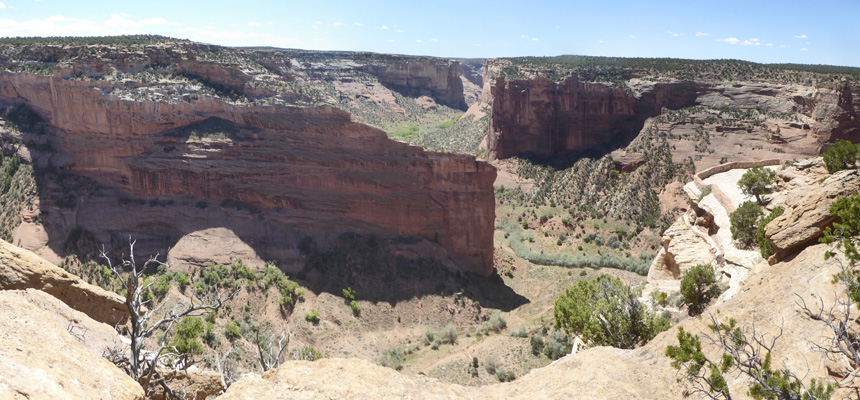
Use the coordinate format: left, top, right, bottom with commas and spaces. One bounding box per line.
482, 59, 860, 160
0, 41, 495, 276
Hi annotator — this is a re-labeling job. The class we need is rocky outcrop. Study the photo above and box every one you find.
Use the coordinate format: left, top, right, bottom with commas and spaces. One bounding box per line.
0, 289, 143, 400
0, 239, 128, 325
0, 43, 495, 276
765, 168, 860, 263
365, 60, 466, 109
282, 50, 467, 110
482, 60, 860, 160
647, 217, 715, 281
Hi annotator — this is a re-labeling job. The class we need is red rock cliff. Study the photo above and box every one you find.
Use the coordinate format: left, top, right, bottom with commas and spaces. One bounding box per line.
0, 44, 494, 275
483, 60, 860, 160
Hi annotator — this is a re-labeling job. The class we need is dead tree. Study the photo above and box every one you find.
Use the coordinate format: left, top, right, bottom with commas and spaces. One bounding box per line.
254, 322, 297, 373
102, 237, 239, 398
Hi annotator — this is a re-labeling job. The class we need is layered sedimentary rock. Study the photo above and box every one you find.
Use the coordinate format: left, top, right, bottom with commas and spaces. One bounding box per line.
0, 239, 128, 325
0, 42, 494, 275
364, 59, 466, 109
765, 168, 860, 263
482, 60, 860, 160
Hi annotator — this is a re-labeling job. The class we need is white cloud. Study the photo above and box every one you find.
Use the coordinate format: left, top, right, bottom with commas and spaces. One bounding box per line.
248, 21, 261, 27
765, 43, 773, 47
267, 21, 273, 25
474, 43, 481, 47
415, 39, 422, 43
717, 37, 740, 44
354, 22, 363, 26
695, 32, 710, 37
315, 21, 322, 25
629, 35, 635, 39
532, 37, 538, 41
229, 23, 238, 27
795, 34, 807, 39
381, 25, 388, 30
801, 48, 808, 51
388, 39, 394, 43
311, 25, 319, 29
597, 40, 604, 43
780, 44, 790, 48
430, 38, 438, 42
740, 38, 761, 46
332, 21, 344, 26
395, 29, 404, 33
520, 34, 528, 38
0, 3, 6, 9
667, 30, 679, 37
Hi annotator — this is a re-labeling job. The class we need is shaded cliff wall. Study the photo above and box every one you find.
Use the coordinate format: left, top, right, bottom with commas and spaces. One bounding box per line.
363, 60, 467, 109
0, 71, 495, 275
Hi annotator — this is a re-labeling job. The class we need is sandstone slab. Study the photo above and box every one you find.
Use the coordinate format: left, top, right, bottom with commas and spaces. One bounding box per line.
0, 289, 143, 400
765, 169, 860, 263
0, 239, 128, 325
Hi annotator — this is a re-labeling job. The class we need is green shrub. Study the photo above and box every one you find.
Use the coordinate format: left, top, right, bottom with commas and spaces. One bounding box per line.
224, 321, 241, 341
305, 309, 320, 324
679, 264, 720, 315
423, 329, 437, 346
496, 365, 515, 382
295, 346, 324, 361
530, 335, 544, 356
650, 290, 669, 306
442, 324, 458, 344
170, 317, 204, 356
757, 206, 784, 258
730, 201, 764, 249
823, 140, 859, 173
485, 355, 501, 375
488, 311, 507, 333
554, 275, 669, 349
542, 328, 572, 359
737, 166, 776, 204
375, 346, 404, 370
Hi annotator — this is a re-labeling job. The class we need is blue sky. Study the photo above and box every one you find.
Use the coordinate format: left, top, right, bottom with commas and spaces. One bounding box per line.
0, 0, 858, 67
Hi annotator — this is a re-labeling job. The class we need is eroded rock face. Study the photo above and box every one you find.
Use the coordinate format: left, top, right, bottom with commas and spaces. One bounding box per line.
647, 218, 715, 281
0, 239, 128, 325
482, 61, 860, 160
0, 289, 143, 400
0, 43, 495, 276
765, 169, 860, 263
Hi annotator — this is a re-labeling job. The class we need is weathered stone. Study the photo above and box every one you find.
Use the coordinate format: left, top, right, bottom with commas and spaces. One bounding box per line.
0, 239, 128, 325
0, 289, 143, 400
765, 169, 860, 263
0, 43, 495, 276
648, 218, 715, 281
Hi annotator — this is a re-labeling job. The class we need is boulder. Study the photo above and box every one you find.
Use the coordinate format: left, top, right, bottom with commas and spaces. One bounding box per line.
0, 239, 128, 325
647, 218, 715, 281
0, 289, 143, 400
765, 169, 860, 263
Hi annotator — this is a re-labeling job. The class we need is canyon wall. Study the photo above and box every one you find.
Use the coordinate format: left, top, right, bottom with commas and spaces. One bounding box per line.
0, 44, 494, 276
482, 61, 860, 160
364, 60, 466, 109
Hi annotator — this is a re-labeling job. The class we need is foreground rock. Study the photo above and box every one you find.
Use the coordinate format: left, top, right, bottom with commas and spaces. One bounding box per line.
0, 239, 127, 325
765, 168, 860, 263
0, 289, 142, 400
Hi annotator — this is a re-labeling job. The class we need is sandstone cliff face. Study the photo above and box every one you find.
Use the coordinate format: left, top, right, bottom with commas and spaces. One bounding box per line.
365, 60, 466, 109
0, 43, 494, 275
482, 60, 860, 160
